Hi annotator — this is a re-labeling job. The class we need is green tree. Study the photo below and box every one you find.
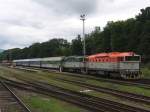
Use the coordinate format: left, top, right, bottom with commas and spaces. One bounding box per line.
71, 35, 83, 55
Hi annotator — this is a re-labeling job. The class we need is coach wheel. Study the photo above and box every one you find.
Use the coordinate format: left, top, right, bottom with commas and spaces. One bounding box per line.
81, 68, 87, 74
59, 66, 63, 72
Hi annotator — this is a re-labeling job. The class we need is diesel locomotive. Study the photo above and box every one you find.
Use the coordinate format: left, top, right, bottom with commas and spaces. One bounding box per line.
13, 52, 141, 79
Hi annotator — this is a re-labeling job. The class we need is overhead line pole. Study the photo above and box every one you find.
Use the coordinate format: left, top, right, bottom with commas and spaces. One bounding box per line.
80, 14, 86, 73
80, 14, 86, 62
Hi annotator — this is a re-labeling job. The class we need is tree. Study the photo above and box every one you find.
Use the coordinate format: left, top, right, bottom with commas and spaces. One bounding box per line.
71, 35, 83, 55
136, 7, 150, 22
100, 23, 112, 52
0, 7, 150, 63
28, 43, 41, 58
85, 26, 101, 54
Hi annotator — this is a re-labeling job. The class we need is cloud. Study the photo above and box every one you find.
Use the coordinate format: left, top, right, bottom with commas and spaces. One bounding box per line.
33, 0, 99, 16
0, 0, 149, 49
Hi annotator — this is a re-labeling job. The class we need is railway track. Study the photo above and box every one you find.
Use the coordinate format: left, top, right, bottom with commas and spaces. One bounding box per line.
14, 66, 150, 89
52, 70, 150, 89
1, 77, 150, 112
12, 67, 150, 105
128, 78, 150, 85
53, 77, 150, 105
0, 81, 31, 112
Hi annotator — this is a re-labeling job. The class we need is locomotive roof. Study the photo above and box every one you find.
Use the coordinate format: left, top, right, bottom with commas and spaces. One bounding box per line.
87, 52, 139, 59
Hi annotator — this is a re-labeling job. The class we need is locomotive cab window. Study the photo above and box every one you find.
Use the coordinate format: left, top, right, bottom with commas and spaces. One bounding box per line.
125, 56, 140, 61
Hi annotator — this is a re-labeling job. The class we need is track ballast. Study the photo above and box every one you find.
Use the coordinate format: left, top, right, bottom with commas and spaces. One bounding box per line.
0, 81, 31, 112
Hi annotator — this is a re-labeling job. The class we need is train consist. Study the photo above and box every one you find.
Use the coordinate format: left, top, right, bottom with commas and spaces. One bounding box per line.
13, 52, 141, 79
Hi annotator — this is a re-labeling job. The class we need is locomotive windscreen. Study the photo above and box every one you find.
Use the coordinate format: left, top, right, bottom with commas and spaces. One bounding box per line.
125, 56, 140, 61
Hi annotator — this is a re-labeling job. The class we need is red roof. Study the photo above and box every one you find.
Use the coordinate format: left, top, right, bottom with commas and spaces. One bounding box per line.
88, 52, 135, 59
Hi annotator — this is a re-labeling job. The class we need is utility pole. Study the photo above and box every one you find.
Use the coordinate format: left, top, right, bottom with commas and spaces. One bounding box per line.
80, 14, 86, 62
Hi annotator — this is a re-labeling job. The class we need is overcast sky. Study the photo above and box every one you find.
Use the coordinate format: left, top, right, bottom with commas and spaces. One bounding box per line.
0, 0, 150, 49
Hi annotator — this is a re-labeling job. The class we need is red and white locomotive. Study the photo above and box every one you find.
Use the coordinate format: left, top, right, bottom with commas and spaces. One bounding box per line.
86, 52, 141, 79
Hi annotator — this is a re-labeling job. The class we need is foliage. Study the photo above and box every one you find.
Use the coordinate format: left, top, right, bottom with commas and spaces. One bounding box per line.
71, 35, 83, 55
142, 67, 150, 78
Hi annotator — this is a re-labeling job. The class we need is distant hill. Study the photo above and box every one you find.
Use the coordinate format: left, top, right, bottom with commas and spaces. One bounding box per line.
0, 49, 4, 53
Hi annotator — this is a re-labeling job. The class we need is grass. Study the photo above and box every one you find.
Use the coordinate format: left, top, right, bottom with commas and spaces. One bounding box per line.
18, 90, 88, 112
40, 71, 150, 97
0, 66, 150, 97
0, 66, 150, 110
87, 90, 150, 109
25, 96, 84, 112
0, 67, 87, 92
86, 79, 150, 96
1, 66, 150, 96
